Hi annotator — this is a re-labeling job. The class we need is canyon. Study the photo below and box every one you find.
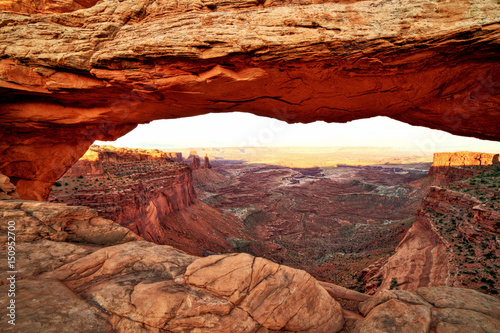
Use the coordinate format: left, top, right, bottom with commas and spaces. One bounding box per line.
0, 0, 499, 200
2, 171, 500, 332
0, 0, 499, 331
49, 145, 243, 256
49, 145, 434, 288
49, 146, 500, 300
363, 152, 500, 295
195, 158, 431, 290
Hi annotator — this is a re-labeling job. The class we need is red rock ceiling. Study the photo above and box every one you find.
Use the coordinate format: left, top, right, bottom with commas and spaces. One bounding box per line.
0, 0, 499, 200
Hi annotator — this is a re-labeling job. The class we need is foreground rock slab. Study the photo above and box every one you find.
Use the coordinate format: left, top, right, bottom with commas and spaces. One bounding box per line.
1, 200, 499, 332
1, 200, 346, 332
354, 288, 500, 333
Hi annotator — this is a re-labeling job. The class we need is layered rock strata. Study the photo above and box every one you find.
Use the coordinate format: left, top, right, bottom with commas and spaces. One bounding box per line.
428, 151, 499, 185
353, 288, 500, 333
50, 146, 243, 255
0, 0, 499, 199
164, 152, 183, 162
363, 152, 500, 296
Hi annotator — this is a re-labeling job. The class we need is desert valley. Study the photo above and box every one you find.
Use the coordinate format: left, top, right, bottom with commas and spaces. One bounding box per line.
46, 146, 500, 297
1, 0, 500, 332
1, 145, 499, 332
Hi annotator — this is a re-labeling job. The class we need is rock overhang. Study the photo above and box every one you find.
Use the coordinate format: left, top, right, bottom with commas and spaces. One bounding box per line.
0, 0, 499, 200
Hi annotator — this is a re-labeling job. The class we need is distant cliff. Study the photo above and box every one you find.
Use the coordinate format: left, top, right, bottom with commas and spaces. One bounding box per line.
164, 152, 183, 162
363, 152, 500, 296
428, 151, 499, 184
187, 151, 212, 170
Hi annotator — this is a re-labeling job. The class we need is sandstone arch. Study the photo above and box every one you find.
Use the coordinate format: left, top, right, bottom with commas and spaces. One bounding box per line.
0, 0, 499, 200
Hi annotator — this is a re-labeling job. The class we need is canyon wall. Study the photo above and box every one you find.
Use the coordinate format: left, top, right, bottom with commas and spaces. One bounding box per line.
428, 151, 499, 184
164, 152, 183, 163
51, 146, 243, 255
0, 0, 499, 200
63, 149, 104, 177
363, 152, 500, 295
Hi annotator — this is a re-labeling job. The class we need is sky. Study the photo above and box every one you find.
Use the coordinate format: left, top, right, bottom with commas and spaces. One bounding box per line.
96, 112, 500, 154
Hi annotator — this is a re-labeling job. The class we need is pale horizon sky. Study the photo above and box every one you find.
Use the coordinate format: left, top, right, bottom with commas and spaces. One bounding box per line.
96, 113, 500, 154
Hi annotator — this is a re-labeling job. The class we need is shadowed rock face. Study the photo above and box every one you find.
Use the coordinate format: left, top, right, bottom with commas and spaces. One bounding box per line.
0, 0, 499, 200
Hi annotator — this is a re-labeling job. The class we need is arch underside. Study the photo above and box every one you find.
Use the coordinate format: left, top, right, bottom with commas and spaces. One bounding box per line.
0, 0, 499, 200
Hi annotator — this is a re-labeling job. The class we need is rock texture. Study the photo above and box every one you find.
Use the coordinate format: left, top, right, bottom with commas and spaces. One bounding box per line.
63, 148, 104, 177
353, 288, 500, 333
187, 151, 202, 170
196, 161, 429, 287
164, 152, 183, 162
0, 172, 19, 200
1, 199, 498, 332
50, 145, 245, 256
0, 0, 96, 14
0, 0, 499, 199
363, 209, 451, 294
183, 253, 345, 332
0, 200, 141, 244
203, 154, 212, 169
428, 151, 499, 184
0, 199, 347, 332
363, 152, 500, 296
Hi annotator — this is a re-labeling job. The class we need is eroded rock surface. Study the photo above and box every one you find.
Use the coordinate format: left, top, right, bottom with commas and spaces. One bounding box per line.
428, 151, 499, 185
0, 200, 347, 332
0, 200, 141, 244
1, 199, 498, 332
49, 145, 245, 256
0, 172, 19, 200
363, 153, 500, 295
354, 287, 500, 333
184, 253, 345, 332
1, 0, 499, 200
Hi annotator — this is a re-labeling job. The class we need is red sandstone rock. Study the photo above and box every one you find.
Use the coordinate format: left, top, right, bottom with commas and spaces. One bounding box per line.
0, 172, 19, 200
63, 149, 103, 177
431, 152, 499, 168
187, 151, 202, 170
164, 152, 183, 162
50, 145, 245, 256
355, 287, 500, 333
428, 151, 499, 185
364, 152, 500, 295
0, 200, 141, 244
0, 0, 96, 14
203, 153, 212, 169
364, 211, 451, 294
184, 253, 345, 332
0, 0, 498, 199
1, 199, 498, 332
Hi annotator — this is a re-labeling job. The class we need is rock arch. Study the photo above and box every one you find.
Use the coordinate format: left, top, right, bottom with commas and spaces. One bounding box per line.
0, 0, 499, 200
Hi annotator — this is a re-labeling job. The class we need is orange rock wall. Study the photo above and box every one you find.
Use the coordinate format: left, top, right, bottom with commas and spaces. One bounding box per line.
364, 152, 499, 294
428, 152, 499, 184
51, 146, 243, 255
